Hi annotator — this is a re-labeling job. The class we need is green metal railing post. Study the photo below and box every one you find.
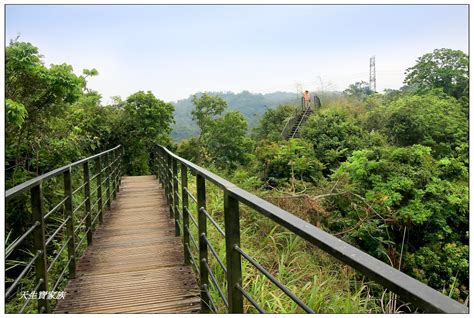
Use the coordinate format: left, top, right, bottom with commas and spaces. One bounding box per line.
96, 156, 103, 223
161, 152, 168, 196
83, 162, 93, 245
112, 149, 117, 200
64, 168, 76, 279
155, 149, 161, 185
31, 183, 50, 313
105, 152, 111, 210
151, 150, 158, 180
165, 153, 169, 202
120, 147, 125, 186
224, 190, 243, 313
181, 163, 190, 265
158, 149, 164, 186
167, 154, 173, 218
172, 158, 180, 236
116, 148, 121, 193
155, 150, 161, 183
197, 174, 210, 313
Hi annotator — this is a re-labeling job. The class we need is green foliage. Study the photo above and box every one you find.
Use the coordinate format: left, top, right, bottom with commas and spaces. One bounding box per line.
333, 144, 468, 299
253, 104, 296, 141
203, 111, 254, 169
82, 68, 99, 77
191, 93, 227, 135
366, 91, 467, 158
182, 94, 255, 170
172, 91, 297, 141
117, 91, 175, 175
301, 109, 382, 173
5, 41, 176, 312
343, 81, 374, 100
255, 139, 324, 186
5, 40, 469, 311
6, 99, 27, 128
404, 48, 469, 99
184, 172, 380, 313
176, 136, 201, 162
240, 48, 469, 305
6, 40, 87, 183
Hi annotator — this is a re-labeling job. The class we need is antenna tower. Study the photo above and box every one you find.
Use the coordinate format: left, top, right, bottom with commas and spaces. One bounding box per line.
369, 56, 376, 92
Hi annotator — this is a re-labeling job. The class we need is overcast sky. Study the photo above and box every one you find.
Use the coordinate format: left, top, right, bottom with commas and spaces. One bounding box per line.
6, 4, 468, 103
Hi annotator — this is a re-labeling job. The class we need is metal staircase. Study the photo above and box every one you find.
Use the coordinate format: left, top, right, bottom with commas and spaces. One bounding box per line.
282, 106, 313, 139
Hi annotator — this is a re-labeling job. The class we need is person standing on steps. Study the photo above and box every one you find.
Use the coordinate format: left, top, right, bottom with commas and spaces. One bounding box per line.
303, 90, 311, 109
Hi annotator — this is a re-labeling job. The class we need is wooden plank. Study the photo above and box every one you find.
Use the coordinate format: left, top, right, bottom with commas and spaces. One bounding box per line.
54, 175, 200, 313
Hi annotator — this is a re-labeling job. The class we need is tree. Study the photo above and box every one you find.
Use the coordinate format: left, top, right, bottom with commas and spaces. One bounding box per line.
332, 144, 468, 300
253, 104, 296, 141
6, 40, 86, 183
82, 68, 99, 92
404, 48, 468, 99
383, 92, 467, 158
191, 93, 227, 138
176, 137, 201, 162
254, 138, 324, 187
203, 111, 253, 169
300, 109, 380, 174
343, 81, 374, 100
117, 91, 175, 175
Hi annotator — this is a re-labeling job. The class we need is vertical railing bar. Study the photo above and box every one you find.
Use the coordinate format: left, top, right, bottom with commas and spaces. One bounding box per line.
167, 154, 173, 218
197, 174, 210, 313
31, 183, 49, 313
119, 146, 125, 187
83, 161, 92, 246
165, 152, 169, 201
113, 149, 118, 194
110, 154, 116, 193
156, 148, 162, 186
224, 190, 243, 313
96, 156, 103, 224
113, 150, 119, 195
116, 150, 120, 191
105, 152, 111, 210
173, 158, 180, 236
64, 168, 76, 279
182, 163, 190, 265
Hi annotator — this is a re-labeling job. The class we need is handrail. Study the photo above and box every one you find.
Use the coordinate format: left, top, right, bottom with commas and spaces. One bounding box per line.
5, 145, 125, 313
154, 145, 468, 314
280, 107, 300, 138
289, 106, 312, 138
6, 145, 122, 201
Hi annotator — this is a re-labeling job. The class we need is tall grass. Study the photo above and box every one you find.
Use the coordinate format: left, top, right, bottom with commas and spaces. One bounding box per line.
181, 169, 383, 313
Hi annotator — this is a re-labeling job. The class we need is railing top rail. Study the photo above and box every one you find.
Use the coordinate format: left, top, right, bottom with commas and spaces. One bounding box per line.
5, 145, 122, 202
158, 145, 468, 314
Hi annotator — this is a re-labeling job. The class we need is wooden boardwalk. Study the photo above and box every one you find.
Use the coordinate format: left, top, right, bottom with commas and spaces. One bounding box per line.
54, 176, 200, 313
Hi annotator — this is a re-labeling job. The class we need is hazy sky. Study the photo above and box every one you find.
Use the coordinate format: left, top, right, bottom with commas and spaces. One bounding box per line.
6, 4, 468, 102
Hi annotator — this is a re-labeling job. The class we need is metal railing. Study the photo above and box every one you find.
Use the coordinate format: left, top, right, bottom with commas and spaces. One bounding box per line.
280, 107, 300, 139
5, 145, 124, 313
153, 145, 468, 314
289, 106, 313, 139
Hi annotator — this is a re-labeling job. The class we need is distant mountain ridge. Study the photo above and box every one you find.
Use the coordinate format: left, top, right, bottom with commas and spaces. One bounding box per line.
171, 90, 298, 141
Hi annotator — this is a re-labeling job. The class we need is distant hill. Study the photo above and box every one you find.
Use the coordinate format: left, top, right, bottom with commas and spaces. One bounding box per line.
171, 90, 298, 141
